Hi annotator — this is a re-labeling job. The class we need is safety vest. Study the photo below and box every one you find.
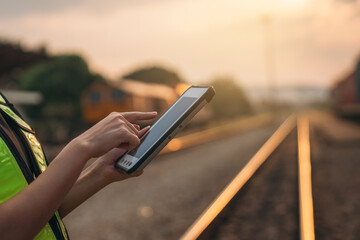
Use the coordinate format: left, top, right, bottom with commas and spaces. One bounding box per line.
0, 93, 69, 240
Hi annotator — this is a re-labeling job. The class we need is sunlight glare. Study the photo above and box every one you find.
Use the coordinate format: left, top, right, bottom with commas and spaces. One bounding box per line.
284, 0, 308, 7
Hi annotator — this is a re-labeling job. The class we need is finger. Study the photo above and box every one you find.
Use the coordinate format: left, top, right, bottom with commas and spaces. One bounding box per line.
123, 121, 139, 135
122, 112, 157, 122
104, 148, 127, 162
118, 116, 139, 135
119, 131, 140, 150
133, 124, 140, 130
138, 125, 150, 137
109, 112, 139, 135
118, 143, 130, 149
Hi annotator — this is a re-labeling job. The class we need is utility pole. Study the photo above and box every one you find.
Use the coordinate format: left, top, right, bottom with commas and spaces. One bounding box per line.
261, 14, 277, 107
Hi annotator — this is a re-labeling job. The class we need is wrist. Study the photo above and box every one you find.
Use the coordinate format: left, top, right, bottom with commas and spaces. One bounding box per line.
68, 137, 91, 164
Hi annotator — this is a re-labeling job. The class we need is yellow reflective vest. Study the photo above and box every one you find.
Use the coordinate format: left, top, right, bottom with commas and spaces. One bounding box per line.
0, 93, 69, 240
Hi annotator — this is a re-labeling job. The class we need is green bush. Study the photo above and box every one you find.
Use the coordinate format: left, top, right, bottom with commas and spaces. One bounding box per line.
20, 55, 102, 142
209, 77, 252, 119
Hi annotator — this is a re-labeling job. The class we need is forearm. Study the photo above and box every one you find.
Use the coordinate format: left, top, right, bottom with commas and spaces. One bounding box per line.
0, 139, 89, 240
58, 111, 154, 217
59, 147, 144, 218
59, 163, 109, 218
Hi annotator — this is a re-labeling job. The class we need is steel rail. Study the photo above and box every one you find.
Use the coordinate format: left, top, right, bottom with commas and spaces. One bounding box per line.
160, 113, 275, 154
180, 115, 296, 240
297, 116, 315, 240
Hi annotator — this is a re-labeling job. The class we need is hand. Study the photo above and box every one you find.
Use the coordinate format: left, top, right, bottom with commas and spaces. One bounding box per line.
74, 111, 157, 159
89, 122, 150, 183
89, 148, 144, 184
82, 122, 150, 184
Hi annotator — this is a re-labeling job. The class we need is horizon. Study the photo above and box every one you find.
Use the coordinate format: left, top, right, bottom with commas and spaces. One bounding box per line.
0, 0, 359, 89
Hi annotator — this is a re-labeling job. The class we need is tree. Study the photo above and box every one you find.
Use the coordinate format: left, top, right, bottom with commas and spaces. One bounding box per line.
209, 77, 252, 119
122, 66, 184, 87
20, 55, 103, 142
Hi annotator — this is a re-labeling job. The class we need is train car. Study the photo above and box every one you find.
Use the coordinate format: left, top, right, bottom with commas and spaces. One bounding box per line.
333, 62, 360, 116
81, 79, 179, 124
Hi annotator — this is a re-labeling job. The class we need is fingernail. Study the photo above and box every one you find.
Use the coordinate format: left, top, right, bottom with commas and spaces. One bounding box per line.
151, 111, 157, 114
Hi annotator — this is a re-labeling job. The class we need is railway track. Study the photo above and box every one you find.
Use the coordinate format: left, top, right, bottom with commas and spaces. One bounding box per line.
180, 114, 360, 240
64, 112, 359, 239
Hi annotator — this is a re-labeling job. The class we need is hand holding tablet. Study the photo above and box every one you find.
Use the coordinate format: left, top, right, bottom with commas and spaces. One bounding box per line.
115, 86, 215, 173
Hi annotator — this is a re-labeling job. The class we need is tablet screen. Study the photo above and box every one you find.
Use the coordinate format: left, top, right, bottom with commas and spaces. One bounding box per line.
128, 96, 198, 159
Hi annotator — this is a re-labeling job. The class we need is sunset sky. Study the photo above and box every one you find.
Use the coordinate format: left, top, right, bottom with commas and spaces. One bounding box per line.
0, 0, 359, 88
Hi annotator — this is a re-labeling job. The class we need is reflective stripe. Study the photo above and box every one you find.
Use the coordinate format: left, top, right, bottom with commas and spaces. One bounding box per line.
21, 130, 69, 239
0, 104, 32, 130
0, 95, 6, 104
22, 130, 47, 172
0, 138, 57, 240
55, 211, 68, 239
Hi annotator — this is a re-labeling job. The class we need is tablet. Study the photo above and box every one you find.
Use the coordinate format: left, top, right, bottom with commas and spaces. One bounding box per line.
115, 86, 215, 173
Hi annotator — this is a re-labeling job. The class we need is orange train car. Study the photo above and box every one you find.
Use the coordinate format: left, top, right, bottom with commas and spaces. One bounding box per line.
81, 79, 179, 124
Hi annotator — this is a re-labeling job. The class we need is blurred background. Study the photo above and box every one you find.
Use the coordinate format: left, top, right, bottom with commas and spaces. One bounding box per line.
0, 0, 360, 239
